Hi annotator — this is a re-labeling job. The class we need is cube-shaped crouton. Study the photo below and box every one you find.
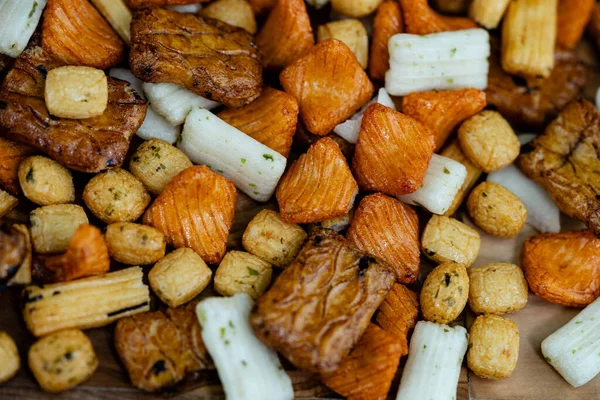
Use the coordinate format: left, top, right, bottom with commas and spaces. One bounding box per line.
214, 251, 272, 299
149, 248, 212, 308
276, 137, 358, 224
280, 39, 374, 136
45, 66, 108, 119
352, 104, 435, 196
242, 210, 307, 267
347, 193, 420, 284
30, 204, 89, 254
370, 0, 404, 81
421, 215, 480, 267
399, 0, 477, 34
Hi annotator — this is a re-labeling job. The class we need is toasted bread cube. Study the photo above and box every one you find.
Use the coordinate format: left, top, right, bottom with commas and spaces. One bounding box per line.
420, 262, 469, 324
458, 111, 520, 173
218, 87, 299, 158
83, 168, 150, 224
256, 0, 314, 70
0, 331, 19, 383
467, 315, 519, 379
0, 137, 37, 196
276, 137, 358, 224
201, 0, 256, 34
18, 156, 75, 206
353, 104, 434, 196
318, 20, 368, 69
422, 215, 480, 267
469, 0, 511, 29
502, 0, 557, 78
242, 210, 307, 268
322, 324, 403, 400
440, 140, 483, 216
375, 284, 419, 355
129, 139, 193, 195
44, 66, 109, 119
467, 182, 527, 238
331, 0, 382, 18
149, 248, 212, 308
30, 204, 89, 254
402, 89, 487, 152
370, 0, 403, 81
280, 39, 374, 136
399, 0, 477, 34
0, 189, 17, 219
214, 251, 272, 299
347, 193, 420, 284
8, 224, 32, 286
105, 223, 166, 265
29, 329, 98, 392
468, 263, 528, 315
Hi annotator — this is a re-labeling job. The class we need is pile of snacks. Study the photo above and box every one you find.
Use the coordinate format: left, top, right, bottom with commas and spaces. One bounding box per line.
0, 0, 599, 399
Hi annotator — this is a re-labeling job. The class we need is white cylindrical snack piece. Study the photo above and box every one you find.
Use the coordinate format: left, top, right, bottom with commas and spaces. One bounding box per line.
334, 88, 396, 144
398, 154, 467, 215
386, 29, 490, 96
0, 0, 47, 58
196, 293, 293, 400
542, 296, 600, 387
166, 3, 203, 13
179, 108, 287, 202
488, 164, 560, 233
396, 321, 468, 400
109, 69, 180, 144
143, 82, 221, 126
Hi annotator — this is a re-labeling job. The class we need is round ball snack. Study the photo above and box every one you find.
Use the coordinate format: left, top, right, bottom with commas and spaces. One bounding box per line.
105, 223, 166, 265
468, 263, 528, 315
467, 182, 527, 238
83, 168, 150, 224
467, 315, 519, 380
458, 110, 520, 172
420, 262, 469, 324
18, 156, 75, 206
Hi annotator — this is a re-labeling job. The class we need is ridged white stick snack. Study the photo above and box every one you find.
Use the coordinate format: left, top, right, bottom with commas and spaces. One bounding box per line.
0, 0, 47, 58
196, 293, 293, 400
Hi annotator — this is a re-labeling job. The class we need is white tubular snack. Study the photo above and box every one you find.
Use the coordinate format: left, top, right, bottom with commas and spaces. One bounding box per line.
167, 3, 203, 13
196, 293, 293, 400
488, 164, 560, 233
179, 108, 287, 202
386, 29, 490, 96
109, 69, 180, 144
542, 296, 600, 387
0, 0, 47, 58
396, 321, 468, 400
398, 154, 467, 215
334, 88, 395, 144
143, 82, 220, 126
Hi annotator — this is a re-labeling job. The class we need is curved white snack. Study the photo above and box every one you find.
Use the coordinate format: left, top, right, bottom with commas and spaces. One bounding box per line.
196, 293, 294, 400
396, 321, 468, 400
179, 108, 287, 202
542, 296, 600, 388
398, 154, 467, 215
0, 0, 47, 58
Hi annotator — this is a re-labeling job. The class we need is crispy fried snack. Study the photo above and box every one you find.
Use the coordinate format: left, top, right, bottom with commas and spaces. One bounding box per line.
33, 224, 110, 284
347, 193, 420, 284
130, 8, 262, 108
0, 137, 36, 195
7, 224, 32, 287
517, 100, 600, 235
0, 225, 26, 281
276, 137, 358, 224
43, 0, 124, 69
143, 166, 237, 264
588, 3, 600, 50
256, 0, 314, 70
0, 47, 147, 173
401, 89, 486, 152
370, 0, 403, 81
251, 228, 395, 374
165, 303, 213, 372
557, 0, 595, 50
248, 0, 276, 14
398, 0, 477, 35
218, 88, 299, 157
353, 103, 435, 195
375, 284, 419, 355
522, 231, 600, 307
127, 0, 210, 8
280, 39, 374, 136
486, 47, 588, 129
321, 324, 403, 400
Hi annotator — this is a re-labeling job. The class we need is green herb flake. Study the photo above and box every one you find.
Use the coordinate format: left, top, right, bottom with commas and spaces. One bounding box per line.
443, 167, 450, 174
29, 1, 38, 18
423, 345, 427, 350
444, 329, 449, 333
220, 327, 226, 339
263, 154, 274, 161
26, 167, 34, 183
141, 234, 148, 245
159, 163, 166, 170
241, 158, 247, 164
242, 360, 248, 366
575, 321, 582, 324
482, 192, 488, 197
444, 273, 451, 286
249, 183, 257, 189
229, 321, 235, 329
450, 48, 457, 58
446, 78, 454, 84
247, 267, 259, 276
545, 357, 552, 363
224, 340, 230, 345
572, 349, 577, 355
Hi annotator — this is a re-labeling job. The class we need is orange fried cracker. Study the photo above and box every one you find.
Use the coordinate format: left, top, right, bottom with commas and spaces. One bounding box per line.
143, 166, 237, 264
276, 137, 358, 224
280, 39, 374, 136
370, 0, 404, 81
248, 0, 276, 15
399, 0, 477, 34
352, 103, 434, 196
557, 0, 595, 50
375, 283, 420, 355
0, 137, 36, 195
